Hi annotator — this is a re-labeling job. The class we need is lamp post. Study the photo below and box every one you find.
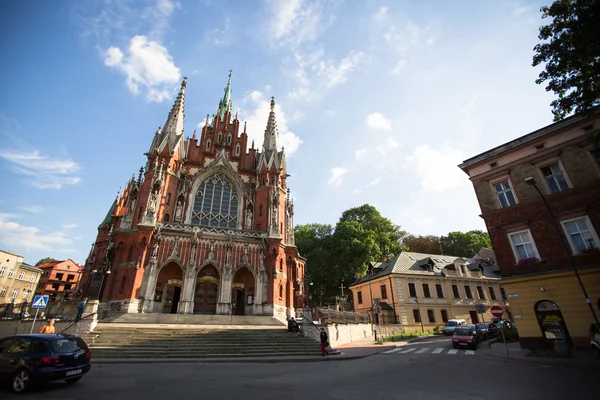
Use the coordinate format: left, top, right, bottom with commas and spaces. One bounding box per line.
414, 296, 425, 333
525, 177, 600, 330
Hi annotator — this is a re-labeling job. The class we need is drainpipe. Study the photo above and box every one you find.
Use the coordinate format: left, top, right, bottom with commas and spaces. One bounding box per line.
388, 275, 398, 324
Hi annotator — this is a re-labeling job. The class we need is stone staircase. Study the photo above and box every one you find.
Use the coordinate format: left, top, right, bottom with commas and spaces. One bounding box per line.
81, 323, 326, 359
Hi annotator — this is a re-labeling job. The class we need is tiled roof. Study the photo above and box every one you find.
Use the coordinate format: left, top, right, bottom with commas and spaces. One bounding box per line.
350, 251, 501, 287
37, 261, 62, 269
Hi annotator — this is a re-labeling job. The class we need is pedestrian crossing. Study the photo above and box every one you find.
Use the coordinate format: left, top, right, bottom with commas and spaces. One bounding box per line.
382, 347, 476, 356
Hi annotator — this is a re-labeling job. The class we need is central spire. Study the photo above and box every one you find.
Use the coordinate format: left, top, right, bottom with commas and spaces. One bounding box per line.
218, 70, 232, 122
262, 96, 279, 152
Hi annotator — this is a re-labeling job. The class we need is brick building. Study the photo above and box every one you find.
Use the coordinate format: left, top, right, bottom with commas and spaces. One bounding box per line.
81, 74, 305, 320
0, 250, 42, 304
459, 110, 600, 349
349, 250, 507, 333
36, 259, 83, 302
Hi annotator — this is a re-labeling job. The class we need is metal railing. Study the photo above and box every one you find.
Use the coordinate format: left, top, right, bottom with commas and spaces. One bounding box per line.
0, 300, 82, 322
311, 307, 370, 325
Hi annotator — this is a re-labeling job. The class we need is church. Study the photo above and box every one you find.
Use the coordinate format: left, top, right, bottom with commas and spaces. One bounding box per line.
82, 73, 305, 321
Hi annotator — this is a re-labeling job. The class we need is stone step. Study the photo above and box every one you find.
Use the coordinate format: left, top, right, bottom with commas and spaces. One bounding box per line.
91, 351, 324, 359
101, 314, 286, 326
90, 344, 316, 350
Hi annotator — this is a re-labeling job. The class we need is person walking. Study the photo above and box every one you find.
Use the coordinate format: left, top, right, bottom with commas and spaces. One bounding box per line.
76, 297, 88, 321
320, 328, 328, 356
40, 319, 55, 334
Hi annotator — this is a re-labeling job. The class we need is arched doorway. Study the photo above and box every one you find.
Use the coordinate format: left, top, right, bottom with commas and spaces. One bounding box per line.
232, 266, 255, 315
195, 265, 219, 314
535, 300, 572, 347
156, 262, 183, 314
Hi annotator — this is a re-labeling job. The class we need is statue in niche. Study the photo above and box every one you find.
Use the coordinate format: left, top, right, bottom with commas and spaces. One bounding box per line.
174, 201, 183, 222
189, 242, 197, 266
207, 240, 215, 260
259, 249, 266, 272
151, 242, 159, 259
245, 209, 253, 230
148, 192, 158, 213
226, 247, 232, 265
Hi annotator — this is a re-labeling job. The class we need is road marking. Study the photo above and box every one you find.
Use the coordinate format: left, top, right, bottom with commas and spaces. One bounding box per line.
448, 349, 458, 355
432, 348, 444, 354
415, 348, 429, 354
465, 350, 475, 355
399, 348, 417, 354
383, 348, 402, 354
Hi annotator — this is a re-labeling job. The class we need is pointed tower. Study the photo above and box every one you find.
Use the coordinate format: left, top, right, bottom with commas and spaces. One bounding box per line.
218, 71, 232, 122
263, 97, 279, 152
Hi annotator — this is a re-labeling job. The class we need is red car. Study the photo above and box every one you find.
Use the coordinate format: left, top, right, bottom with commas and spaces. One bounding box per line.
452, 324, 479, 350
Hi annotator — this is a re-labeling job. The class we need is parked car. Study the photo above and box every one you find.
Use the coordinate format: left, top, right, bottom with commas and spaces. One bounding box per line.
442, 319, 467, 335
452, 324, 479, 350
492, 320, 519, 342
0, 333, 92, 393
474, 323, 493, 341
590, 323, 600, 358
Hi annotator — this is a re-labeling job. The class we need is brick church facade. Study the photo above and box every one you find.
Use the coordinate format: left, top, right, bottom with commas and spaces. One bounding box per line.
82, 74, 305, 320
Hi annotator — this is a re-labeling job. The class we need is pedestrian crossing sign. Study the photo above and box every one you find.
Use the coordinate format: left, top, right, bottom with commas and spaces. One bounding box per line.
32, 295, 49, 309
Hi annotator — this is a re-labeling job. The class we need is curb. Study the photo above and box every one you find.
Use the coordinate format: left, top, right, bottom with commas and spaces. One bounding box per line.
479, 347, 600, 370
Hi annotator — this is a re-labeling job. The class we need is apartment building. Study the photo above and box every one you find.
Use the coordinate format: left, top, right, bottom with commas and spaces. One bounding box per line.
35, 259, 83, 302
0, 249, 42, 304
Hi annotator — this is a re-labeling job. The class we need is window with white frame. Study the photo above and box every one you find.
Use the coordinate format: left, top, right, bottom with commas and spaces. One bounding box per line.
29, 274, 35, 282
508, 230, 539, 262
0, 266, 5, 276
0, 286, 8, 297
540, 163, 569, 193
493, 180, 517, 208
7, 268, 15, 278
18, 272, 25, 280
11, 288, 19, 299
561, 216, 599, 254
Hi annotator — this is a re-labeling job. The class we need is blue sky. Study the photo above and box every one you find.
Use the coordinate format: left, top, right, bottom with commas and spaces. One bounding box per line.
0, 0, 555, 265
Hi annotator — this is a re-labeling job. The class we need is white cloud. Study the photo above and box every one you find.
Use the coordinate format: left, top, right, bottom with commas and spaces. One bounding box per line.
390, 59, 407, 75
0, 214, 73, 252
327, 167, 348, 186
365, 113, 392, 131
384, 22, 422, 52
104, 35, 181, 102
239, 91, 303, 155
367, 177, 382, 187
142, 0, 180, 40
405, 144, 469, 192
0, 150, 81, 189
20, 205, 46, 213
61, 223, 78, 229
264, 0, 330, 48
373, 6, 388, 20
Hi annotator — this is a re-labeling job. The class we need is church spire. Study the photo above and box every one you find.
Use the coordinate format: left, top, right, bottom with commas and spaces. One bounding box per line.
148, 77, 187, 155
262, 97, 279, 152
218, 70, 232, 122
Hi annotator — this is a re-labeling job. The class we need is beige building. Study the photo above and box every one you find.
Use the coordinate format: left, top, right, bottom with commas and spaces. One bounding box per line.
350, 250, 508, 333
0, 250, 42, 304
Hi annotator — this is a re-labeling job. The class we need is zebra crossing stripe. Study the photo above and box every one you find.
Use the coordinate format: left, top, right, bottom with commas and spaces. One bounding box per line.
383, 348, 402, 354
448, 349, 459, 355
432, 348, 444, 354
465, 350, 475, 355
399, 348, 417, 354
415, 348, 429, 354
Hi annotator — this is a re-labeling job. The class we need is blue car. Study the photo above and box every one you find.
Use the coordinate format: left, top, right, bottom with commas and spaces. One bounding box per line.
0, 333, 91, 393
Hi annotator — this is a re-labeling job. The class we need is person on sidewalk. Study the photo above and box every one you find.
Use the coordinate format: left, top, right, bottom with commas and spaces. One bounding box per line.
40, 319, 55, 334
320, 328, 328, 356
76, 297, 88, 321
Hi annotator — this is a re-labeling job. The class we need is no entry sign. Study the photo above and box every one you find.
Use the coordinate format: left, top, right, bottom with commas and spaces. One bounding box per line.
490, 305, 503, 317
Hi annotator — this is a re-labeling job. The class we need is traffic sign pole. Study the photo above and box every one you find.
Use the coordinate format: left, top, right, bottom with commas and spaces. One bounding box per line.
30, 308, 40, 334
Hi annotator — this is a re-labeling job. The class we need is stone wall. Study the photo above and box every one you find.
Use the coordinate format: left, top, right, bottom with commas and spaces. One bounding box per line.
0, 318, 97, 338
301, 322, 373, 347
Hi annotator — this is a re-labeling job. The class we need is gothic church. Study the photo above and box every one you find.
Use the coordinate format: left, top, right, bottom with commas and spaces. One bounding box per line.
83, 74, 305, 320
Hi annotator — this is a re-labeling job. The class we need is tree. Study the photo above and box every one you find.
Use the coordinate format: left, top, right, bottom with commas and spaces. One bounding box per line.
294, 223, 334, 305
440, 230, 492, 258
532, 0, 600, 121
35, 257, 57, 266
402, 234, 442, 254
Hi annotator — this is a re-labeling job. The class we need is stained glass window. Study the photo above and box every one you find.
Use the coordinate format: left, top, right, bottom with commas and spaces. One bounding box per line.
191, 172, 238, 228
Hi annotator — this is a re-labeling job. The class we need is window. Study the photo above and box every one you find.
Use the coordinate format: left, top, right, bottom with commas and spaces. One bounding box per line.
493, 180, 517, 208
408, 283, 417, 297
279, 285, 283, 299
413, 309, 421, 323
508, 229, 539, 262
436, 284, 444, 298
477, 286, 485, 299
206, 139, 211, 151
488, 287, 497, 300
56, 273, 64, 280
259, 204, 263, 216
279, 259, 283, 271
18, 272, 25, 280
541, 163, 569, 193
0, 338, 30, 353
119, 275, 127, 294
0, 266, 5, 276
441, 309, 449, 322
561, 216, 599, 254
65, 284, 72, 291
227, 133, 232, 145
357, 291, 363, 304
235, 143, 241, 156
427, 309, 435, 323
52, 283, 60, 290
164, 213, 170, 222
11, 288, 19, 298
29, 274, 36, 282
191, 172, 239, 229
422, 283, 431, 298
0, 286, 7, 297
452, 285, 460, 299
465, 286, 473, 299
380, 285, 388, 300
67, 274, 75, 281
7, 268, 15, 278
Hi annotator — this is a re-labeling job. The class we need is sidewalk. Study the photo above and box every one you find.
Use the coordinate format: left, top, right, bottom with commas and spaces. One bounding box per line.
478, 340, 600, 370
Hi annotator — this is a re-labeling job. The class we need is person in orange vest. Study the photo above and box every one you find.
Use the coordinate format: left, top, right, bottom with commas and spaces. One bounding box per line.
40, 319, 56, 334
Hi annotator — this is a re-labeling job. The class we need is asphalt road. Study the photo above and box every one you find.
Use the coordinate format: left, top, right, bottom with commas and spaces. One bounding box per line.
3, 338, 599, 400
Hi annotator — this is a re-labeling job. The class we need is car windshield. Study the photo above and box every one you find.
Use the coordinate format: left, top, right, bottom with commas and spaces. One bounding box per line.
454, 328, 473, 336
476, 323, 487, 329
50, 338, 86, 354
445, 321, 458, 327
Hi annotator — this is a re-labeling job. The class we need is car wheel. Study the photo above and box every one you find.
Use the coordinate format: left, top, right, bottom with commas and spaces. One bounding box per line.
12, 369, 31, 393
65, 376, 82, 385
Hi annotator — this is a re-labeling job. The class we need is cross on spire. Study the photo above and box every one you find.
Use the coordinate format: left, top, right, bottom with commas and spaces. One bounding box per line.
339, 283, 346, 296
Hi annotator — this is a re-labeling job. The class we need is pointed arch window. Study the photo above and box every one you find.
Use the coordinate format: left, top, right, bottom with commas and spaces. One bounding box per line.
227, 133, 232, 145
191, 172, 239, 228
259, 204, 263, 216
119, 275, 127, 294
217, 131, 222, 143
279, 259, 283, 271
127, 246, 133, 263
235, 143, 241, 156
206, 139, 212, 151
279, 284, 283, 299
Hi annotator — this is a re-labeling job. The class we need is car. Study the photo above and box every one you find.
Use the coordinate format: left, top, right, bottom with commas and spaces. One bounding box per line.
0, 333, 92, 393
452, 324, 479, 350
474, 323, 493, 341
590, 323, 600, 358
441, 319, 467, 335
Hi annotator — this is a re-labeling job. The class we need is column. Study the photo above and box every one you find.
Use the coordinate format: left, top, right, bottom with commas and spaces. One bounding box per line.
178, 267, 196, 314
141, 259, 159, 313
253, 270, 264, 315
216, 267, 232, 314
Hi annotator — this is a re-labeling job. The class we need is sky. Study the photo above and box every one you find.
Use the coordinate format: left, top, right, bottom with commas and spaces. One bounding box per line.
0, 0, 557, 266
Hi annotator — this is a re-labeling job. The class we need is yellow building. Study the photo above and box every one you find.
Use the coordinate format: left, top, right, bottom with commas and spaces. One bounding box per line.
349, 250, 508, 333
0, 250, 43, 304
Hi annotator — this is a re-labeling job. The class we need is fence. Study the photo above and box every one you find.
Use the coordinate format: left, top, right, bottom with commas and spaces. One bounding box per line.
311, 307, 370, 325
0, 300, 81, 322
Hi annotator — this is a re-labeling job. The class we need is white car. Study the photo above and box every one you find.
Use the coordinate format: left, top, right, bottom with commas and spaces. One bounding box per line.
442, 319, 467, 335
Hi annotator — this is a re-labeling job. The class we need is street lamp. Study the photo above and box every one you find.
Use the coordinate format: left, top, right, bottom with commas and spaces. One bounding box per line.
525, 177, 600, 330
414, 296, 425, 333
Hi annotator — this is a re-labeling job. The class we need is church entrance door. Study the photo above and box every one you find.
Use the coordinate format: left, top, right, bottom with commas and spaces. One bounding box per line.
195, 282, 218, 314
170, 286, 181, 314
233, 289, 245, 315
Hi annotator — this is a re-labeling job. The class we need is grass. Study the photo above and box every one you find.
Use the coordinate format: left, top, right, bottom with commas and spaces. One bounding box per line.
377, 331, 441, 344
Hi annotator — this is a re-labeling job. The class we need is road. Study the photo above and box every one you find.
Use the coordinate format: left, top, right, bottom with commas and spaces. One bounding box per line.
3, 337, 599, 400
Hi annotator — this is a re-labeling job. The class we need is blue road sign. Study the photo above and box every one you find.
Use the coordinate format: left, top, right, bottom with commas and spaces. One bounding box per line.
32, 295, 49, 309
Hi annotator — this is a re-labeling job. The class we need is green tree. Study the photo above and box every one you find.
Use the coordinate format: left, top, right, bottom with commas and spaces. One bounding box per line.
440, 230, 491, 258
532, 0, 600, 121
35, 257, 57, 266
294, 223, 334, 305
403, 234, 442, 254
